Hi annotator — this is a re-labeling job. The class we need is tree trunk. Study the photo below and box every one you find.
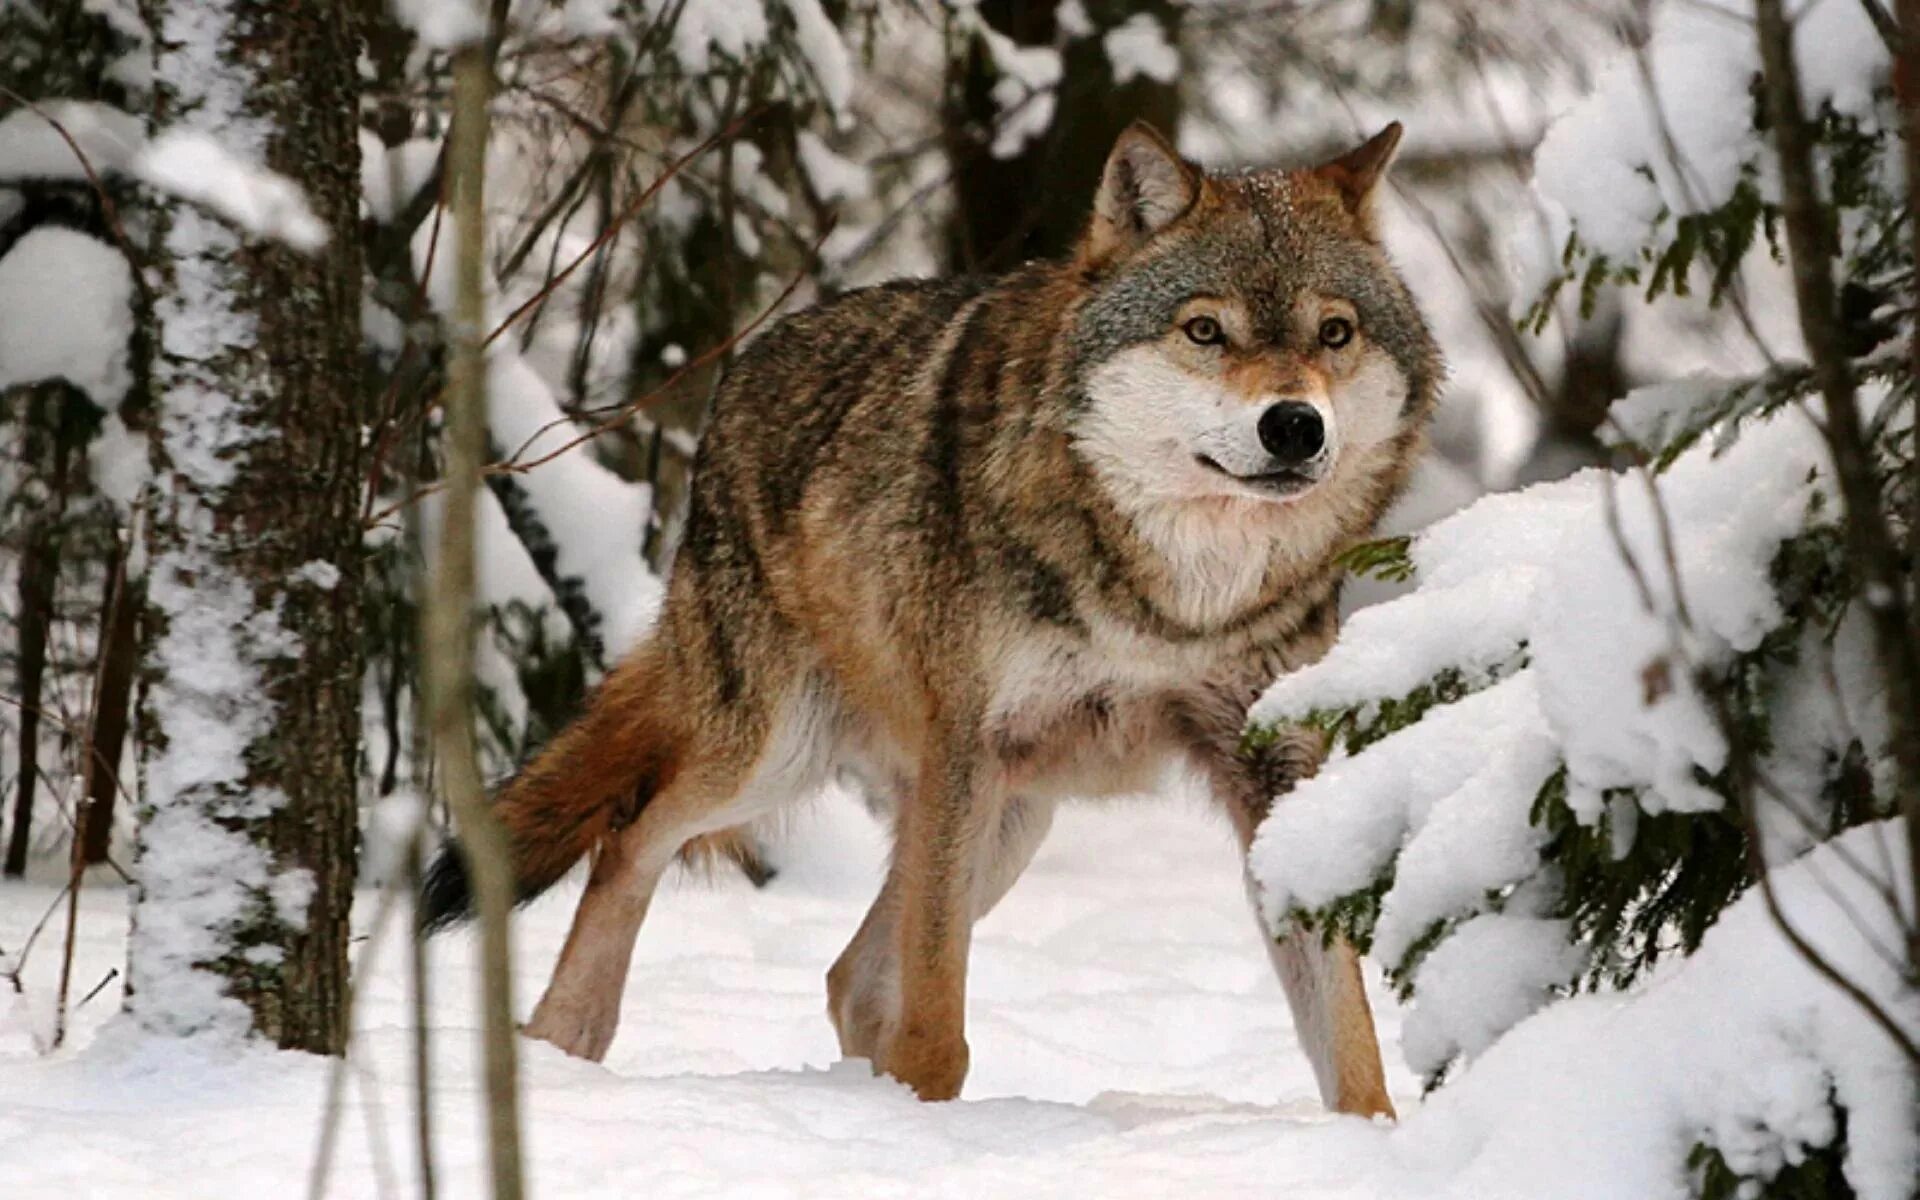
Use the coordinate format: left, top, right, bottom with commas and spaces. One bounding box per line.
132, 0, 364, 1053
81, 542, 139, 865
945, 0, 1181, 271
4, 385, 81, 877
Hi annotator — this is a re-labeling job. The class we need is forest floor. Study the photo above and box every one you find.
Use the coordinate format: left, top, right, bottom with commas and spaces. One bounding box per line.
1, 789, 1438, 1198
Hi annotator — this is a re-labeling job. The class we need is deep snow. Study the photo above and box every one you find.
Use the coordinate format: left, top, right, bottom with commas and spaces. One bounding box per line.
1, 789, 1422, 1198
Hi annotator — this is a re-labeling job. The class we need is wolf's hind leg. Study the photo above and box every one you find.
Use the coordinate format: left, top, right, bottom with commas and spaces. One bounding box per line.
521, 746, 759, 1060
827, 796, 1054, 1067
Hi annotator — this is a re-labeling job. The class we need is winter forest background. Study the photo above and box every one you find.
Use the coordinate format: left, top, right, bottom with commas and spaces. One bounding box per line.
1, 0, 1916, 1197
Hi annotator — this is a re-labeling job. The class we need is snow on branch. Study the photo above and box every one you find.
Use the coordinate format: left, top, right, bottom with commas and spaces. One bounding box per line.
1398, 819, 1916, 1199
134, 131, 328, 252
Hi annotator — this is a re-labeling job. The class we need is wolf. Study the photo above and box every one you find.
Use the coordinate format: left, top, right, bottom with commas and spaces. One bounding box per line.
422, 120, 1440, 1116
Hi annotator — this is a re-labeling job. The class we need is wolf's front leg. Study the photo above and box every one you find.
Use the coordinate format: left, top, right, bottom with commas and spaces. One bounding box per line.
1203, 722, 1397, 1119
873, 721, 1005, 1101
829, 797, 1054, 1066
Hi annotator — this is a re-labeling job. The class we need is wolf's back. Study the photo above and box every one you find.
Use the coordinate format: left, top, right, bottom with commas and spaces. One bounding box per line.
419, 281, 984, 928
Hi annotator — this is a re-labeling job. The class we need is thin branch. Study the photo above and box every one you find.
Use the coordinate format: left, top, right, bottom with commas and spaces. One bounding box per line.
362, 224, 826, 531
53, 501, 139, 1049
1862, 0, 1903, 51
0, 85, 148, 299
483, 106, 765, 350
438, 25, 525, 1200
1756, 0, 1920, 971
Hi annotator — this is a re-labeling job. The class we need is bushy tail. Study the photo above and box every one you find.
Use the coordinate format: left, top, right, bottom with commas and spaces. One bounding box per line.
418, 650, 678, 933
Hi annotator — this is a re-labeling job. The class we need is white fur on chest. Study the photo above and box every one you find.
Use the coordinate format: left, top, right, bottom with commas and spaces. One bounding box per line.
1124, 500, 1280, 626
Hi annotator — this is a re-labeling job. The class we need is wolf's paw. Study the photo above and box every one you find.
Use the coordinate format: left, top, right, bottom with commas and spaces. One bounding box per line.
879, 1023, 969, 1102
826, 941, 897, 1061
522, 995, 619, 1061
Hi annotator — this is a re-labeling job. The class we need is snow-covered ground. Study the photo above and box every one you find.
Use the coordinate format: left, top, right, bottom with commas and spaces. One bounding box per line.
1, 789, 1427, 1198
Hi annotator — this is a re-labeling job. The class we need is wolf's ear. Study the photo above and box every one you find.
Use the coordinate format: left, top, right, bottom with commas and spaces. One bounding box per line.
1086, 121, 1202, 263
1312, 122, 1403, 232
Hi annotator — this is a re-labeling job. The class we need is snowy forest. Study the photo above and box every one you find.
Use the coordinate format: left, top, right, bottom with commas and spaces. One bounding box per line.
1, 0, 1916, 1196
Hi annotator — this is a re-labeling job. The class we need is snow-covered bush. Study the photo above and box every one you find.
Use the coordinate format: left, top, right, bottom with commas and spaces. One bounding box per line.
1249, 2, 1917, 1196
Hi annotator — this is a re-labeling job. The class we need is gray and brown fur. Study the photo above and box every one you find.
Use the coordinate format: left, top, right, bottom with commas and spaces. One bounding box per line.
422, 121, 1440, 1115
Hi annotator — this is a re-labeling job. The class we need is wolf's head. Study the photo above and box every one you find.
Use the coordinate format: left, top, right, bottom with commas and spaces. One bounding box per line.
1066, 122, 1440, 537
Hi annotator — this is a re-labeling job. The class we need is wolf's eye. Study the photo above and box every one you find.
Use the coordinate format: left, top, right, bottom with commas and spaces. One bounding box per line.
1318, 317, 1355, 349
1183, 316, 1227, 347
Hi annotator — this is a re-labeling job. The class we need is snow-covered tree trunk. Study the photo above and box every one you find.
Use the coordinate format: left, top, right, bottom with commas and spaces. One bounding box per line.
132, 0, 363, 1052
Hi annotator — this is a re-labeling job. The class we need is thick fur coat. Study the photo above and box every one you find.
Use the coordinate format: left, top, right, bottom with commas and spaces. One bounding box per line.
423, 122, 1441, 1115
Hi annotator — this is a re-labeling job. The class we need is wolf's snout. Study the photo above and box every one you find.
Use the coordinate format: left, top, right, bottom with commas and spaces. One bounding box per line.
1256, 402, 1324, 466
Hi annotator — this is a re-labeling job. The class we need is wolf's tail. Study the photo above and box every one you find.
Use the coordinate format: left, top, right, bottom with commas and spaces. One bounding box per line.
418, 645, 680, 933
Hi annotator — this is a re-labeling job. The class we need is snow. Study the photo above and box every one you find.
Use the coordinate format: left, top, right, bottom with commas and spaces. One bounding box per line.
0, 225, 135, 406
1056, 0, 1094, 40
1252, 566, 1536, 726
486, 343, 664, 656
561, 0, 620, 38
0, 98, 142, 180
1393, 820, 1917, 1200
405, 184, 664, 663
797, 129, 871, 204
1259, 397, 1834, 820
1530, 402, 1831, 818
87, 411, 150, 508
134, 130, 329, 251
392, 0, 487, 49
357, 131, 440, 225
787, 0, 855, 114
664, 0, 770, 74
407, 483, 582, 770
1, 794, 1421, 1197
1516, 0, 1888, 297
1253, 671, 1562, 958
1104, 14, 1179, 86
6, 801, 1910, 1198
1606, 373, 1746, 450
290, 560, 343, 591
1397, 913, 1582, 1080
1249, 387, 1858, 1104
976, 24, 1062, 160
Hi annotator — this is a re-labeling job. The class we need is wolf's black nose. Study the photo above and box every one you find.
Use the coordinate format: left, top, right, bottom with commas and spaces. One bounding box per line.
1257, 402, 1324, 465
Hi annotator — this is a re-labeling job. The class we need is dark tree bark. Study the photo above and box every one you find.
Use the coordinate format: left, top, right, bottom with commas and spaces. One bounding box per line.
4, 386, 84, 877
80, 542, 138, 865
133, 0, 364, 1053
944, 0, 1181, 271
2, 2, 146, 876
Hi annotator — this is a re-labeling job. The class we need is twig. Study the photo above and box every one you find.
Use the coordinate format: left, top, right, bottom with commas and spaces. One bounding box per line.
0, 694, 141, 816
52, 504, 137, 1049
361, 223, 826, 531
1756, 0, 1920, 971
3, 884, 72, 990
497, 223, 829, 472
1714, 677, 1920, 1067
77, 967, 118, 1009
0, 85, 148, 297
483, 107, 765, 350
306, 845, 410, 1200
